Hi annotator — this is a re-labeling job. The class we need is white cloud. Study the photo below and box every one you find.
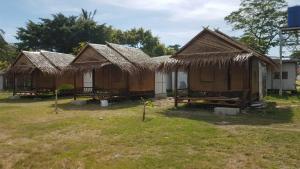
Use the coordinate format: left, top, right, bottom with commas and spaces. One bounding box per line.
90, 0, 240, 21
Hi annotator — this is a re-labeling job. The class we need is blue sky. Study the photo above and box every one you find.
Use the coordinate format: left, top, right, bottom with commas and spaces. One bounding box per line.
0, 0, 299, 56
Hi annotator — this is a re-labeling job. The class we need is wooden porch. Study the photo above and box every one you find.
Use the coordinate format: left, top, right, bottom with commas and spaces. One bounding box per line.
174, 88, 250, 108
73, 87, 154, 101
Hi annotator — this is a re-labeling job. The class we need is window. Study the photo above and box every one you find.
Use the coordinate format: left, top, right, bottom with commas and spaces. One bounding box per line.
282, 72, 288, 79
273, 72, 288, 79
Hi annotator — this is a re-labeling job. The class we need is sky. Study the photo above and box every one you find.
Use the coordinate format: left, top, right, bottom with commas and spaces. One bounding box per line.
0, 0, 299, 56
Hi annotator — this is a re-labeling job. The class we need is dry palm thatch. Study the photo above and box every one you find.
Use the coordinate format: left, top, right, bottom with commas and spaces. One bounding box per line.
106, 42, 156, 71
70, 42, 156, 75
70, 43, 137, 74
9, 50, 75, 75
158, 52, 252, 72
40, 50, 75, 70
157, 28, 277, 72
151, 55, 172, 64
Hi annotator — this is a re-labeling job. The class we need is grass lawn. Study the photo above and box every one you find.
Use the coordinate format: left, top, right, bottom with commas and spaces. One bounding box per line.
0, 92, 300, 169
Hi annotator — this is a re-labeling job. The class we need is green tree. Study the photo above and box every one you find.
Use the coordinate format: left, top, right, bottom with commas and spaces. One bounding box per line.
16, 9, 111, 53
16, 9, 174, 57
165, 44, 181, 55
291, 50, 300, 59
0, 29, 17, 70
0, 29, 7, 50
225, 0, 287, 54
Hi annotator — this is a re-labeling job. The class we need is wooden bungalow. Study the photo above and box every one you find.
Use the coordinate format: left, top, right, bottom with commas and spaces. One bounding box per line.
8, 50, 75, 95
70, 42, 155, 100
158, 28, 277, 107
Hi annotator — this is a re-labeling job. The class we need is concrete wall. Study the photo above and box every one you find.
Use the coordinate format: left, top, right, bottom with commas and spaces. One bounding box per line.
154, 71, 186, 97
259, 61, 267, 100
155, 72, 168, 97
267, 62, 297, 91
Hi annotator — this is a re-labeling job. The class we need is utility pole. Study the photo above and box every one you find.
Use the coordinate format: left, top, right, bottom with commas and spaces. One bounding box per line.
279, 30, 283, 96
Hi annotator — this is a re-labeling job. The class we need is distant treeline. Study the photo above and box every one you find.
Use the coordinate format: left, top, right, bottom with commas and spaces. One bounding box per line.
16, 9, 180, 57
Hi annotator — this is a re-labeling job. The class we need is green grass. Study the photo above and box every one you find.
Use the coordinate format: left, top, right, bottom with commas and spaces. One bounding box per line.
0, 92, 300, 169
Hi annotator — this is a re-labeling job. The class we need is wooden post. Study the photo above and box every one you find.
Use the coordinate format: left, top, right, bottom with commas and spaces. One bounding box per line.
73, 72, 77, 100
126, 72, 130, 98
187, 66, 191, 106
52, 76, 56, 95
142, 102, 146, 121
174, 69, 178, 107
13, 72, 16, 96
92, 69, 96, 95
55, 89, 58, 114
227, 63, 231, 91
249, 59, 252, 101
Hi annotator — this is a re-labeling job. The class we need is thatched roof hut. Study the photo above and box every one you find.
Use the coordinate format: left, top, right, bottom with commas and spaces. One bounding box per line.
9, 50, 75, 74
70, 42, 155, 99
8, 50, 76, 95
157, 28, 277, 107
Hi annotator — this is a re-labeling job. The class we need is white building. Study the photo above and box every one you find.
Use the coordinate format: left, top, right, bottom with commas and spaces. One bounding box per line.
267, 59, 298, 92
153, 56, 187, 98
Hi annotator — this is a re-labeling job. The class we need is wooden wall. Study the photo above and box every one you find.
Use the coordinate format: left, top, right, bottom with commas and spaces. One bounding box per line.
94, 65, 127, 92
32, 70, 54, 89
129, 70, 155, 92
189, 62, 249, 92
56, 72, 82, 89
75, 46, 107, 63
251, 59, 259, 100
231, 62, 250, 90
14, 70, 81, 90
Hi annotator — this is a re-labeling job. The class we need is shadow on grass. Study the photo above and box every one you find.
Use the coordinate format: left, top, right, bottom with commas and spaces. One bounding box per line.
0, 94, 58, 104
159, 102, 294, 126
50, 99, 142, 111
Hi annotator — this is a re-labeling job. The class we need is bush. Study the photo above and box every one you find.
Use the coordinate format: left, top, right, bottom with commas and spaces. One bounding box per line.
57, 84, 74, 95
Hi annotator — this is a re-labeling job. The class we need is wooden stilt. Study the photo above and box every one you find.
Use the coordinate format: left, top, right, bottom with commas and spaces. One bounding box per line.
227, 63, 231, 91
13, 72, 16, 96
174, 69, 178, 108
73, 72, 77, 100
92, 69, 96, 99
187, 66, 191, 106
52, 76, 56, 95
248, 59, 252, 101
126, 72, 130, 99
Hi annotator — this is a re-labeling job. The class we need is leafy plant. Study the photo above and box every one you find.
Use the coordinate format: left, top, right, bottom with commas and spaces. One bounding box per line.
140, 97, 154, 121
57, 84, 74, 95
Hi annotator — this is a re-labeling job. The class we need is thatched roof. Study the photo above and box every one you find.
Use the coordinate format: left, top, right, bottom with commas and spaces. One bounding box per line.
40, 50, 74, 70
159, 28, 277, 72
151, 55, 172, 64
71, 42, 155, 74
106, 42, 154, 70
89, 43, 135, 73
9, 50, 75, 74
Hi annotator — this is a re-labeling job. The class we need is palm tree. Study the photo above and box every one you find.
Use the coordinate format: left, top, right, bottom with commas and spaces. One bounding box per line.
79, 9, 97, 21
0, 29, 7, 52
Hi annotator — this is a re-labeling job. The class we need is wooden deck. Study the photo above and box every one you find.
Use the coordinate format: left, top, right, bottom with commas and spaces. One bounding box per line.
73, 87, 154, 101
175, 89, 250, 108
